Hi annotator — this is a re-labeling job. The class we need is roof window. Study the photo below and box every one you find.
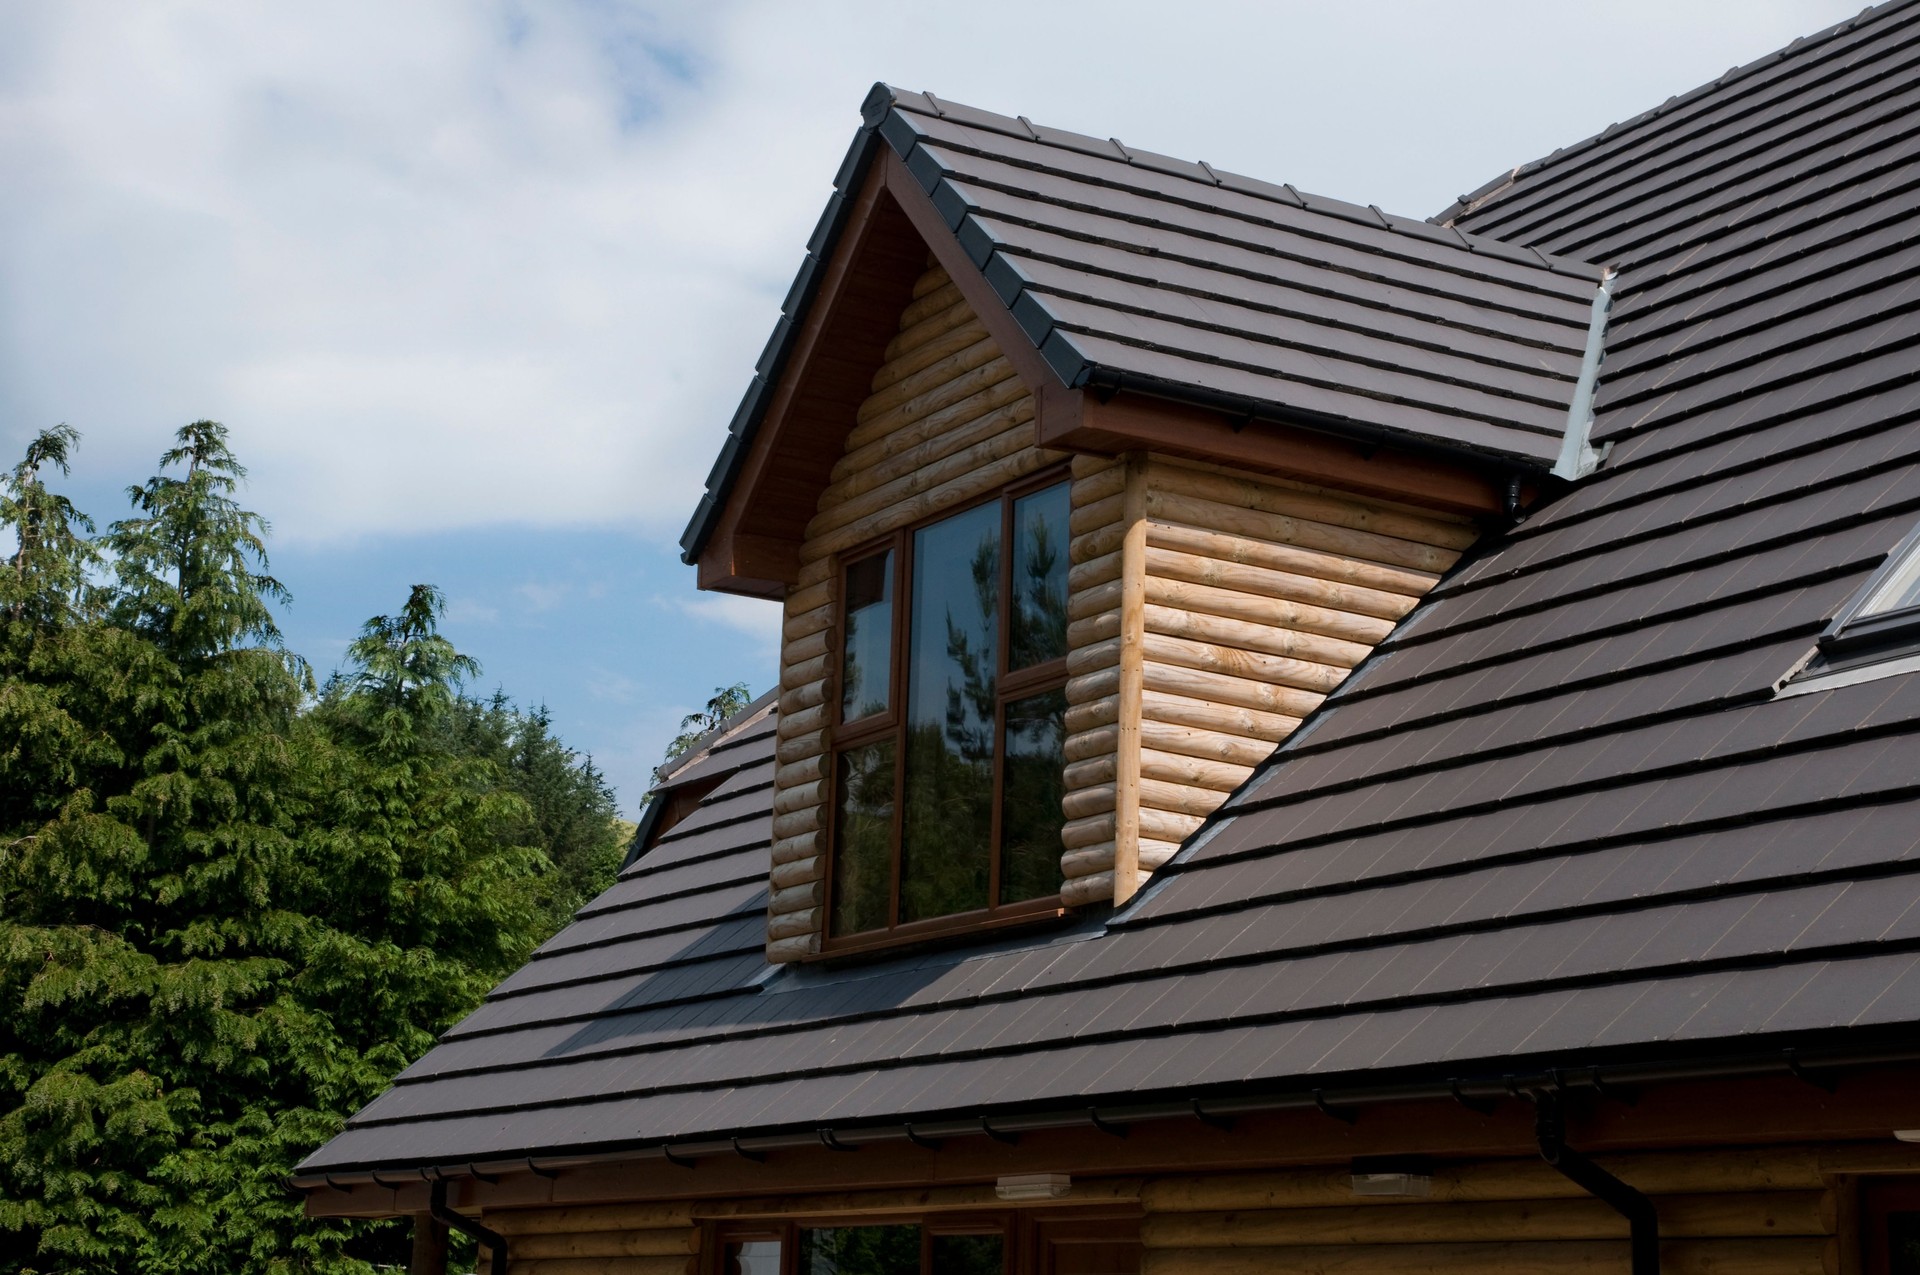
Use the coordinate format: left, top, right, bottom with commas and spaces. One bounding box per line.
1780, 520, 1920, 695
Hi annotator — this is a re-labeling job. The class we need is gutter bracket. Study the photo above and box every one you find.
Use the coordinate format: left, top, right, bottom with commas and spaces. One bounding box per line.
1551, 268, 1617, 482
429, 1177, 509, 1275
1534, 1090, 1659, 1274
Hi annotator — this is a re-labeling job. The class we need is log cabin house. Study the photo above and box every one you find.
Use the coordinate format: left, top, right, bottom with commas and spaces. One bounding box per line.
298, 6, 1920, 1273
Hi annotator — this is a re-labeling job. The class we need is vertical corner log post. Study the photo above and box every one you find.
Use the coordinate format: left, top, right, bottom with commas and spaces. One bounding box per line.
1113, 452, 1151, 906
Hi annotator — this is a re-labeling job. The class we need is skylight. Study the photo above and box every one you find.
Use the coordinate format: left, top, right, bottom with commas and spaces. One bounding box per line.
1818, 520, 1920, 660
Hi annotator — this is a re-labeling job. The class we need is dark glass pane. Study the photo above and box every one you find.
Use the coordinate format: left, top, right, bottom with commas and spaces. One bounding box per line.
1010, 482, 1070, 669
932, 1234, 1003, 1275
841, 551, 894, 721
800, 1225, 921, 1275
1893, 1211, 1920, 1275
830, 740, 895, 936
724, 1241, 784, 1275
900, 501, 1000, 923
1000, 687, 1066, 903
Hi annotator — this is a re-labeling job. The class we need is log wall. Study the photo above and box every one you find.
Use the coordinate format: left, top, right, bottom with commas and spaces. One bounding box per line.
768, 259, 1065, 960
484, 1202, 699, 1275
1060, 455, 1478, 907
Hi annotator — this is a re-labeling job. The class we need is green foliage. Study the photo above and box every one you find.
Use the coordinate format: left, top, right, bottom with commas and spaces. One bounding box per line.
660, 682, 754, 773
0, 424, 621, 1274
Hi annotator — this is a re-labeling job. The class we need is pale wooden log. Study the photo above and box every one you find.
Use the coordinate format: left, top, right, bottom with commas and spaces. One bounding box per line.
770, 830, 823, 867
1140, 1192, 1833, 1247
1069, 549, 1125, 593
767, 905, 820, 941
1066, 693, 1121, 734
1066, 636, 1123, 678
774, 726, 827, 762
1145, 513, 1440, 598
1061, 841, 1115, 878
869, 319, 991, 393
769, 854, 824, 891
829, 382, 1032, 491
785, 627, 831, 666
510, 1228, 700, 1259
807, 422, 1032, 541
1145, 575, 1395, 646
1138, 777, 1226, 819
853, 339, 1005, 428
771, 778, 825, 817
1143, 688, 1300, 742
1111, 452, 1151, 905
1144, 603, 1373, 671
1141, 747, 1255, 793
768, 804, 823, 842
510, 1256, 693, 1275
1139, 838, 1183, 870
842, 358, 1019, 452
1140, 720, 1277, 768
783, 601, 834, 642
780, 679, 828, 713
1063, 755, 1118, 790
1072, 522, 1127, 565
822, 397, 1034, 508
1138, 1239, 1831, 1275
768, 879, 823, 916
1143, 631, 1349, 694
1142, 663, 1324, 720
778, 702, 827, 740
1068, 612, 1123, 650
1067, 665, 1123, 705
774, 754, 825, 790
1062, 812, 1117, 851
1147, 522, 1422, 619
1149, 457, 1479, 552
794, 555, 834, 589
1142, 487, 1461, 579
909, 263, 951, 300
1073, 451, 1122, 478
1066, 724, 1121, 762
1063, 784, 1117, 820
1146, 546, 1417, 624
1071, 492, 1127, 536
1061, 869, 1115, 906
780, 653, 829, 691
695, 1179, 1144, 1222
1140, 805, 1205, 843
488, 1205, 694, 1235
1070, 576, 1124, 621
767, 932, 820, 962
883, 292, 976, 361
1073, 462, 1129, 506
801, 448, 1057, 566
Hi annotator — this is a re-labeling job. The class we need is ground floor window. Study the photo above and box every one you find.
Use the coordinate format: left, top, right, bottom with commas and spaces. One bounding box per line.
1864, 1178, 1920, 1275
715, 1210, 1138, 1275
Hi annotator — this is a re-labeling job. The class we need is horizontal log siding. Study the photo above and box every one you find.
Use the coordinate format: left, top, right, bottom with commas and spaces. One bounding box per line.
1064, 456, 1475, 908
485, 1203, 699, 1275
768, 261, 1063, 960
1140, 1145, 1854, 1275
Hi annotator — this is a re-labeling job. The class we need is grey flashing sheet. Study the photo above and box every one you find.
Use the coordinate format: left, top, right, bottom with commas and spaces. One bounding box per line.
876, 95, 1600, 466
301, 12, 1920, 1178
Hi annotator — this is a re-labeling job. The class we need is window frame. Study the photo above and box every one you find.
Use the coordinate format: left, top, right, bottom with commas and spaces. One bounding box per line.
708, 1206, 1142, 1275
1818, 518, 1920, 661
821, 466, 1073, 956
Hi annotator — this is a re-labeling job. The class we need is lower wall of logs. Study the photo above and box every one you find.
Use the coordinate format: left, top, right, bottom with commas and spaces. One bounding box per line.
484, 1202, 699, 1275
1061, 454, 1478, 908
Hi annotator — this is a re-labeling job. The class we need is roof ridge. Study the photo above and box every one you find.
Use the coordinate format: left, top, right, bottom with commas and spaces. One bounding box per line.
865, 83, 1601, 280
1432, 0, 1920, 227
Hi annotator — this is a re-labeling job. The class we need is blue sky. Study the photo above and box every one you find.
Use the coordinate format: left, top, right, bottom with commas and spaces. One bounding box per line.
0, 0, 1864, 814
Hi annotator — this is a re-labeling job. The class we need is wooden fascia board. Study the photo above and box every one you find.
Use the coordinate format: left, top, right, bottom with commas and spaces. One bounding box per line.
301, 1066, 1920, 1218
696, 156, 898, 599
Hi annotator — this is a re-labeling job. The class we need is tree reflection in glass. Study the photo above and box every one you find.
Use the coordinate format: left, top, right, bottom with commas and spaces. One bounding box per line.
841, 551, 893, 721
801, 1225, 921, 1275
831, 739, 895, 935
1010, 483, 1069, 670
899, 502, 999, 923
1000, 688, 1067, 903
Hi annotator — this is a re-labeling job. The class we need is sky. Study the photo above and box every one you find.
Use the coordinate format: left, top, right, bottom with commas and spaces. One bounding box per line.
0, 0, 1869, 814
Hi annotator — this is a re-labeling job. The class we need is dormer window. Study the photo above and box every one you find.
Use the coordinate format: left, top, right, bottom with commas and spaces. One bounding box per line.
1781, 520, 1920, 696
827, 472, 1071, 945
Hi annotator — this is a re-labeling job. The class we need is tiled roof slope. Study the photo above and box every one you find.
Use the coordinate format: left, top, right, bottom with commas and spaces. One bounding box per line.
300, 9, 1920, 1176
680, 87, 1602, 563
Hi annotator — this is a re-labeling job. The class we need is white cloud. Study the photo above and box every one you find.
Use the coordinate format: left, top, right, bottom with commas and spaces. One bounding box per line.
670, 592, 780, 661
0, 0, 1859, 546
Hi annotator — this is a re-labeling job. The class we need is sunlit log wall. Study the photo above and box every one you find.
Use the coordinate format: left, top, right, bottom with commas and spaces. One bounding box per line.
1062, 456, 1477, 907
484, 1202, 699, 1275
768, 261, 1065, 961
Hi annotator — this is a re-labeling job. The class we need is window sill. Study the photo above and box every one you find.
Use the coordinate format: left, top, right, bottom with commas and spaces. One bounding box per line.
809, 898, 1070, 963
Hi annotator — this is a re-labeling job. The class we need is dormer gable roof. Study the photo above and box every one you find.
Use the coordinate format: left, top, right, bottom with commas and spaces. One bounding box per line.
682, 85, 1606, 595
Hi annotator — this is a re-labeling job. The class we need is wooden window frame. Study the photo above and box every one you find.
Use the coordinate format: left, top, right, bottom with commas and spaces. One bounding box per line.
707, 1207, 1141, 1275
820, 466, 1073, 956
